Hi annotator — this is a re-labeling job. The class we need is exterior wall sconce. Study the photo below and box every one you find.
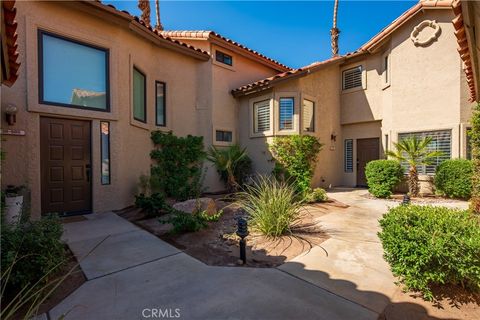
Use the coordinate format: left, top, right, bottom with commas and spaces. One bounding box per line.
5, 104, 17, 126
330, 132, 337, 142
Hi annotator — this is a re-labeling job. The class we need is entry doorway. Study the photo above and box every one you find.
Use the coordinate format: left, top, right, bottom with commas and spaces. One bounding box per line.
40, 117, 92, 215
356, 138, 380, 187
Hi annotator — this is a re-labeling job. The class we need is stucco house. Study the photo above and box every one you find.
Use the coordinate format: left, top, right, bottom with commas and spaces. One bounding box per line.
1, 0, 479, 218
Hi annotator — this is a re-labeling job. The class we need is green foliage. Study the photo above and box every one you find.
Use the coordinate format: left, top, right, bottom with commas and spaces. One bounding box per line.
470, 103, 480, 213
268, 135, 323, 194
304, 187, 328, 203
236, 176, 303, 238
135, 193, 166, 218
206, 144, 252, 192
365, 160, 403, 198
386, 136, 443, 197
160, 208, 223, 233
150, 131, 206, 201
434, 159, 473, 199
1, 215, 66, 294
378, 205, 480, 300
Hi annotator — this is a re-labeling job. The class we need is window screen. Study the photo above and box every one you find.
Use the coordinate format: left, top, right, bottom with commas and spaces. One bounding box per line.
342, 66, 363, 90
253, 99, 270, 133
344, 139, 353, 173
398, 130, 451, 175
279, 97, 294, 130
302, 99, 315, 132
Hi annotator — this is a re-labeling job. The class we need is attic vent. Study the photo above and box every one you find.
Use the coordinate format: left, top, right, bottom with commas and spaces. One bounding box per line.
342, 66, 363, 90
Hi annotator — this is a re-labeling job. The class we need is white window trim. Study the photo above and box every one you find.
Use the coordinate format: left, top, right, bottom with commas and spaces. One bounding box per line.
301, 93, 317, 134
212, 46, 235, 71
341, 63, 367, 94
213, 127, 235, 146
249, 94, 274, 138
274, 92, 299, 135
381, 51, 391, 90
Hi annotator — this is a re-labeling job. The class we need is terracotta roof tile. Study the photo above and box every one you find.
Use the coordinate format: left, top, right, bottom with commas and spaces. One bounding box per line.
2, 0, 20, 87
161, 30, 291, 72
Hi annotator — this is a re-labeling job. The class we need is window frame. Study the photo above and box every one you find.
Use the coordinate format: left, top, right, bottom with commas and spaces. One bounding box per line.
341, 65, 364, 92
344, 139, 354, 173
38, 29, 110, 112
132, 66, 147, 123
215, 50, 233, 66
278, 97, 295, 131
100, 121, 111, 185
302, 99, 315, 133
253, 99, 271, 134
155, 81, 166, 127
382, 52, 391, 89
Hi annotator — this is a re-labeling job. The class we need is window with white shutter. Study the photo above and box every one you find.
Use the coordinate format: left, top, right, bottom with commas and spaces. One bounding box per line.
302, 99, 315, 132
279, 97, 294, 130
344, 139, 353, 173
253, 99, 270, 133
398, 130, 451, 175
342, 66, 363, 90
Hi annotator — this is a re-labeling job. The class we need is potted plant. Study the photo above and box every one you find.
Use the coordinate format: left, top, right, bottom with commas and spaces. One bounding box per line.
4, 185, 25, 225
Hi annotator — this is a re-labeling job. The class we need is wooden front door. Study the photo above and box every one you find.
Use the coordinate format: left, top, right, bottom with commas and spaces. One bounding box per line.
356, 138, 380, 187
41, 117, 91, 215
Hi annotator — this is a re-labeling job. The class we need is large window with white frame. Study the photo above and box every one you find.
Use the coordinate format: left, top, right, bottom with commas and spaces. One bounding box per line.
279, 97, 294, 130
342, 65, 363, 91
302, 99, 315, 132
38, 30, 109, 110
253, 99, 271, 133
398, 130, 451, 175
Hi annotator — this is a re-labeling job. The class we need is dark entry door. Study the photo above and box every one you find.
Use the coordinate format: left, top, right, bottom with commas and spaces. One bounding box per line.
356, 138, 380, 187
41, 117, 91, 215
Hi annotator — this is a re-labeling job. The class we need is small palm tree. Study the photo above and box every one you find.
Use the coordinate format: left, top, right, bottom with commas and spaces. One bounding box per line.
386, 136, 443, 197
207, 144, 251, 192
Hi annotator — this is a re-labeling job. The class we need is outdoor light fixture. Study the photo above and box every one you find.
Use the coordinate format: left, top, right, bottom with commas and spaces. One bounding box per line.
236, 217, 249, 264
5, 104, 17, 126
402, 194, 411, 205
330, 132, 337, 142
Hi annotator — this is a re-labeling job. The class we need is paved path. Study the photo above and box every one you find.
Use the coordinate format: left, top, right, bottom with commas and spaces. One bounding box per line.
49, 190, 469, 319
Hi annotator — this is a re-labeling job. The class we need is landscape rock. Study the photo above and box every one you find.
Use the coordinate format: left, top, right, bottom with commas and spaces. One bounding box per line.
172, 198, 217, 216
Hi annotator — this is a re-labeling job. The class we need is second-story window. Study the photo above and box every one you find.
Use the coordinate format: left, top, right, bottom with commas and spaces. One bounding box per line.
215, 50, 233, 66
133, 67, 146, 122
156, 81, 166, 126
342, 65, 363, 91
279, 97, 294, 130
302, 99, 315, 132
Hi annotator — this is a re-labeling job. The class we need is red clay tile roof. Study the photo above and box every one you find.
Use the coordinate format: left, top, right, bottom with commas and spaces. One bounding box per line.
452, 0, 477, 102
84, 1, 210, 59
2, 0, 20, 87
161, 30, 291, 72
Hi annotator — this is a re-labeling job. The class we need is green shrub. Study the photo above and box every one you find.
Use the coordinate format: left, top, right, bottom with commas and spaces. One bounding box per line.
470, 103, 480, 213
150, 131, 205, 201
135, 193, 166, 217
160, 209, 222, 233
304, 187, 328, 203
268, 135, 323, 195
378, 205, 480, 300
365, 160, 403, 198
206, 144, 252, 192
435, 159, 473, 199
236, 176, 303, 238
1, 214, 66, 294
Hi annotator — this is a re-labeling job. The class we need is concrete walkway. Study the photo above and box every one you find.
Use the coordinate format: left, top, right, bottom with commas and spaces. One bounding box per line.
49, 190, 469, 319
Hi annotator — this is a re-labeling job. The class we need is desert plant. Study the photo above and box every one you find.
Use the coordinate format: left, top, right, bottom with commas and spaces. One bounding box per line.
134, 193, 166, 217
378, 205, 480, 301
160, 208, 222, 233
268, 135, 323, 195
1, 214, 65, 294
470, 103, 480, 213
207, 144, 252, 192
365, 160, 404, 198
386, 136, 443, 197
236, 176, 303, 238
304, 187, 328, 203
434, 159, 473, 199
150, 131, 205, 200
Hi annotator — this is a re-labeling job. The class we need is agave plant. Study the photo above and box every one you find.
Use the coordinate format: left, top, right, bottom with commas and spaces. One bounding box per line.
207, 144, 251, 192
386, 136, 443, 197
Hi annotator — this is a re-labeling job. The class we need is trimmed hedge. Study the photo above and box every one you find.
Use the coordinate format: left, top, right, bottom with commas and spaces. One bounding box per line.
379, 205, 480, 300
434, 159, 473, 199
365, 160, 403, 198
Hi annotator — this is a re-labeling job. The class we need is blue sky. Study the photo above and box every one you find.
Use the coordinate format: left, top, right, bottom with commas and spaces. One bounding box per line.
105, 1, 417, 68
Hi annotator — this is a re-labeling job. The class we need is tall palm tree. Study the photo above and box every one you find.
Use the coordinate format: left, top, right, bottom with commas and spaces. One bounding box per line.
386, 136, 443, 197
330, 0, 340, 57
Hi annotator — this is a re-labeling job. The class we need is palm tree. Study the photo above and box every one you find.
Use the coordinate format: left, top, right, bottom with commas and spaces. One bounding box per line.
207, 145, 252, 192
386, 136, 443, 197
330, 0, 340, 57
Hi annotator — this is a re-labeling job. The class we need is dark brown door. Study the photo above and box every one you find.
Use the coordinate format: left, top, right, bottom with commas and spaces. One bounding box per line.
356, 138, 380, 187
41, 117, 91, 215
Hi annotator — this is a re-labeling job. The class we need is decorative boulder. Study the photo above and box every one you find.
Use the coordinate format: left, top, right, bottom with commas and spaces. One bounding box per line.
172, 198, 217, 216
